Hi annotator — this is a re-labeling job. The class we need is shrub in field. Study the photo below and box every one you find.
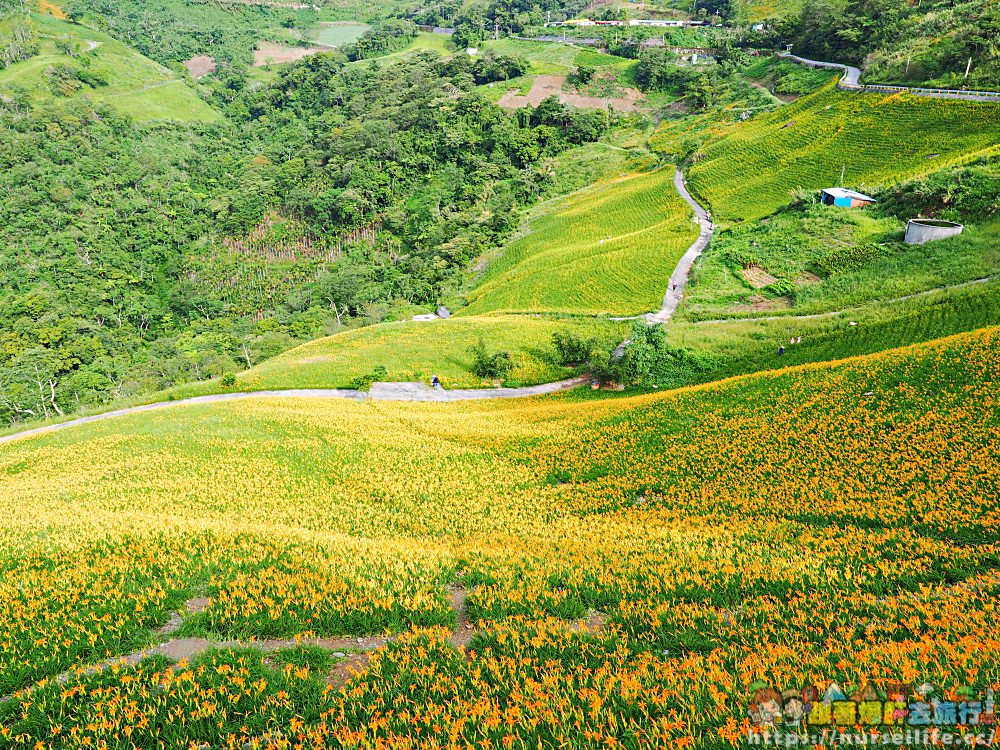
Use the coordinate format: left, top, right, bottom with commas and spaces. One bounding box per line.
874, 160, 1000, 221
551, 330, 596, 367
469, 339, 513, 380
761, 277, 796, 297
814, 241, 894, 276
350, 364, 389, 391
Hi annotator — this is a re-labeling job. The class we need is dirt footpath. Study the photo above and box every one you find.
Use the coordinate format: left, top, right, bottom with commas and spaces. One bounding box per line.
497, 74, 643, 112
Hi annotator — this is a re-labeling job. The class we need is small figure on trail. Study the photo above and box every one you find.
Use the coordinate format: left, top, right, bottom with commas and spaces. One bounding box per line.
431, 375, 442, 389
778, 346, 785, 356
672, 282, 678, 291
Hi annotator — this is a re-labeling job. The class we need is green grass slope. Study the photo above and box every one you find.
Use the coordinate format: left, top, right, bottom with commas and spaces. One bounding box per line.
460, 168, 699, 317
0, 14, 221, 122
160, 316, 627, 397
679, 208, 1000, 319
654, 83, 1000, 224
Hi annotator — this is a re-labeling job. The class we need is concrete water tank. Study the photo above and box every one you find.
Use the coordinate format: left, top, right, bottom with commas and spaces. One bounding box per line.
905, 219, 964, 245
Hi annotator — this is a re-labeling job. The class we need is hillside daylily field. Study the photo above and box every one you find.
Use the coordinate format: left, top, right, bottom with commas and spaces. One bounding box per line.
1, 327, 998, 747
2, 0, 999, 744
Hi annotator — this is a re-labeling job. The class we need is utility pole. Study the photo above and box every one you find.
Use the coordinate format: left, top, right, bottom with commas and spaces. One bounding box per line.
964, 56, 973, 80
840, 164, 846, 186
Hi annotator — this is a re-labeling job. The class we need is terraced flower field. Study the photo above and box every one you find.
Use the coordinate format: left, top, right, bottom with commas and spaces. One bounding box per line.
652, 84, 1000, 223
1, 327, 999, 747
461, 168, 699, 316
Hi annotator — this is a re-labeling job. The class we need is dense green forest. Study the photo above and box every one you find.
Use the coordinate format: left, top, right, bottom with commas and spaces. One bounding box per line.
0, 48, 612, 423
0, 13, 36, 68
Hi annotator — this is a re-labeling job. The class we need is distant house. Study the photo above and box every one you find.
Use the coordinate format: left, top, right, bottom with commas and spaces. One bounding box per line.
820, 188, 877, 208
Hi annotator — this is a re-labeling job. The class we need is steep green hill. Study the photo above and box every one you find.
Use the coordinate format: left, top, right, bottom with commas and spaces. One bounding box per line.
653, 82, 1000, 223
461, 168, 698, 316
0, 13, 221, 121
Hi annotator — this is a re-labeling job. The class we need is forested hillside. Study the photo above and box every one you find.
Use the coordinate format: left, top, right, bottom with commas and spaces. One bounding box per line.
61, 0, 316, 66
0, 48, 612, 424
781, 0, 1000, 88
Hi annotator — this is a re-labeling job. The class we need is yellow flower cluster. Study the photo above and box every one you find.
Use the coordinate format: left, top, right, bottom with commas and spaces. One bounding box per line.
0, 326, 998, 747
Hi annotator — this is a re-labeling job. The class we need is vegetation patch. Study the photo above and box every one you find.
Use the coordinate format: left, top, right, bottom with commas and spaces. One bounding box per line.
207, 316, 628, 391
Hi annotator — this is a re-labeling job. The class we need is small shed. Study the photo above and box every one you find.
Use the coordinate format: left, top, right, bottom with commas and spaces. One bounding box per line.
820, 188, 877, 208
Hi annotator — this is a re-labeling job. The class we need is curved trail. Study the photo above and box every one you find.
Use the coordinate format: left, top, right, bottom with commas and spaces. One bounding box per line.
649, 169, 714, 323
0, 170, 715, 446
779, 53, 1000, 101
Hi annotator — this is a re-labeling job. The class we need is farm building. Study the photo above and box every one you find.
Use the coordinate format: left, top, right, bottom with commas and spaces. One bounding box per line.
820, 188, 877, 208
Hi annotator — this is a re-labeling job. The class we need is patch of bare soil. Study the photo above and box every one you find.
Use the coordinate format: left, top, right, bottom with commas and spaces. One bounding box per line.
325, 652, 372, 690
254, 41, 325, 67
184, 55, 217, 79
745, 294, 791, 312
795, 271, 822, 285
741, 265, 778, 289
447, 583, 475, 648
567, 611, 607, 634
498, 74, 643, 113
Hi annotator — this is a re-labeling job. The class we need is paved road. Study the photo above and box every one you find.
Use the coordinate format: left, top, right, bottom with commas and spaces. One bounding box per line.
0, 378, 589, 446
0, 166, 718, 446
779, 53, 862, 88
648, 169, 715, 323
779, 53, 1000, 101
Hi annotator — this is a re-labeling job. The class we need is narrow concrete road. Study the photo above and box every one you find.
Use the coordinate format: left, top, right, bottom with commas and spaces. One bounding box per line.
0, 166, 716, 448
779, 53, 1000, 101
779, 53, 862, 88
0, 379, 589, 446
648, 169, 715, 324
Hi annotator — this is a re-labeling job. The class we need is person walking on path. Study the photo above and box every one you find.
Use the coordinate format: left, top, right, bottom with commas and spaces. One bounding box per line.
431, 375, 442, 389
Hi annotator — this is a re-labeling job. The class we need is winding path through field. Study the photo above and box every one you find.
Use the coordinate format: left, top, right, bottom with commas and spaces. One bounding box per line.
0, 378, 590, 446
648, 169, 714, 323
0, 586, 605, 704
